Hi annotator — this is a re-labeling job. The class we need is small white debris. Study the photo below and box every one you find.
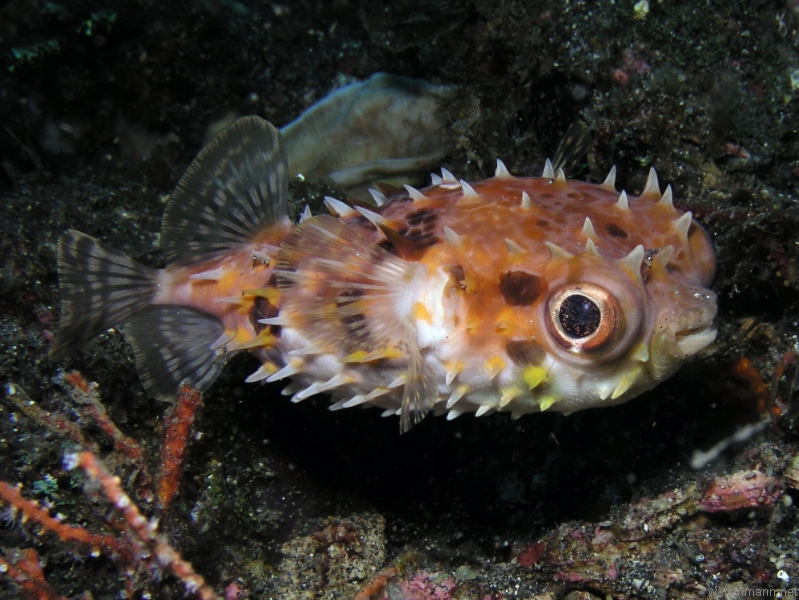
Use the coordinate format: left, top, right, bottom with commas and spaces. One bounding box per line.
634, 0, 649, 20
63, 453, 80, 470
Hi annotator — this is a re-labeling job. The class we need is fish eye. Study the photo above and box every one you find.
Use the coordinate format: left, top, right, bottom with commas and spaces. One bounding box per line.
545, 283, 624, 355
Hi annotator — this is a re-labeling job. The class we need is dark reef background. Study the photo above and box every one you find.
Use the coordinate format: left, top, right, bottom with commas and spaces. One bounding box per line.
2, 1, 799, 598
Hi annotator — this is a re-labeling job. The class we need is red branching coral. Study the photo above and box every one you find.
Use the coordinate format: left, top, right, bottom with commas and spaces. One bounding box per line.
0, 374, 215, 599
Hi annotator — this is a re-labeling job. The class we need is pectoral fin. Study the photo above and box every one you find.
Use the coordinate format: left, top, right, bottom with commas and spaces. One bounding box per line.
274, 215, 437, 431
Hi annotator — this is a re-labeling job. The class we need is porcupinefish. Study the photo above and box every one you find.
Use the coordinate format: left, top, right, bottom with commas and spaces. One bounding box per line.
51, 116, 717, 432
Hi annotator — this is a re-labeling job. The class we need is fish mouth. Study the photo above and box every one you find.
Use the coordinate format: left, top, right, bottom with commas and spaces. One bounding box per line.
674, 322, 718, 358
649, 287, 718, 378
664, 286, 718, 357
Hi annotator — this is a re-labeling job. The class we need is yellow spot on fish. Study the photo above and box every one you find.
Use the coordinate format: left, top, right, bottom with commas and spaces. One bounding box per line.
412, 302, 432, 323
344, 347, 403, 363
611, 364, 645, 399
230, 331, 276, 350
629, 341, 650, 363
522, 365, 547, 390
486, 356, 505, 380
446, 384, 469, 408
538, 396, 558, 411
499, 386, 522, 407
244, 361, 279, 383
344, 350, 369, 363
243, 287, 281, 303
444, 361, 463, 385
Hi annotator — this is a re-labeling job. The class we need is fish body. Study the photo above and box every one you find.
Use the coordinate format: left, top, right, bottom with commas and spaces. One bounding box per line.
52, 116, 717, 432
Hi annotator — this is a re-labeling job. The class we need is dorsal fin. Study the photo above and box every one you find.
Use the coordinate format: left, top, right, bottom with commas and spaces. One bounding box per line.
161, 116, 289, 265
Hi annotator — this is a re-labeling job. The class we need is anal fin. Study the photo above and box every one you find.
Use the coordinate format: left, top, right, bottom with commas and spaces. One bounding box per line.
125, 306, 228, 400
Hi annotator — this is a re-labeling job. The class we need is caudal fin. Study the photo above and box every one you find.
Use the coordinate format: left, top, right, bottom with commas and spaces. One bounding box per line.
50, 231, 159, 361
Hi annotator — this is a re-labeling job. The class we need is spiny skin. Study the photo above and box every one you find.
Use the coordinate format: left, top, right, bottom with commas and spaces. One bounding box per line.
52, 117, 717, 433
277, 169, 717, 427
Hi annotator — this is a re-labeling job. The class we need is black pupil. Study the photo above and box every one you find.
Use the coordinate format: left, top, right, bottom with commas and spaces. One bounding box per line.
558, 294, 601, 338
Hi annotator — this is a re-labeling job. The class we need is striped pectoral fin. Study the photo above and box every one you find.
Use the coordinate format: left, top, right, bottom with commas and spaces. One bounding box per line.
50, 231, 159, 361
274, 214, 424, 350
275, 214, 437, 431
125, 306, 229, 400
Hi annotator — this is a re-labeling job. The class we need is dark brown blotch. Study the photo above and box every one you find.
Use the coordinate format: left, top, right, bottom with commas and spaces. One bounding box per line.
606, 223, 628, 238
337, 289, 367, 329
447, 265, 465, 287
398, 208, 440, 251
405, 208, 436, 226
506, 340, 546, 366
499, 270, 541, 306
378, 240, 397, 255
